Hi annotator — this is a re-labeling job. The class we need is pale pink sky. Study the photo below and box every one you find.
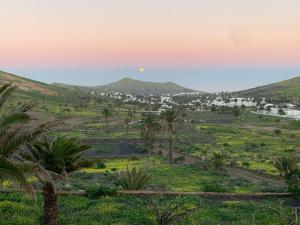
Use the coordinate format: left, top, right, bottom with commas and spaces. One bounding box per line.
1, 0, 300, 68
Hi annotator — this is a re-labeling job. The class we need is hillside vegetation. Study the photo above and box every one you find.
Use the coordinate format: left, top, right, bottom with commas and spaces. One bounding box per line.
238, 76, 300, 99
0, 71, 59, 95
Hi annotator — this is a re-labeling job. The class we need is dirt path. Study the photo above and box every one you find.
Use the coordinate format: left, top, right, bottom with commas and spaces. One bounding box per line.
226, 166, 285, 187
158, 148, 286, 187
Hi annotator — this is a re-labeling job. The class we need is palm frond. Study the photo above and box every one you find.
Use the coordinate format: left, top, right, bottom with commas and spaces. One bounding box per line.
0, 83, 16, 108
0, 112, 31, 129
0, 157, 34, 197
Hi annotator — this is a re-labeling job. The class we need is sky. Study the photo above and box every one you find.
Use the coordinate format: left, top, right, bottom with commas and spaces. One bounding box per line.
1, 0, 300, 91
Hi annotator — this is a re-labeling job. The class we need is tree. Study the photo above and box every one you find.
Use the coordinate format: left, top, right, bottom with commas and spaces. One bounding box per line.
0, 83, 53, 196
278, 108, 286, 116
211, 105, 217, 113
232, 106, 241, 119
161, 109, 183, 163
124, 117, 130, 136
102, 105, 112, 134
139, 113, 161, 155
23, 135, 90, 225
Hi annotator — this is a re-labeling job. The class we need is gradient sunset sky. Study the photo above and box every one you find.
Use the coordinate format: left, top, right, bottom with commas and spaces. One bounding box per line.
1, 0, 300, 91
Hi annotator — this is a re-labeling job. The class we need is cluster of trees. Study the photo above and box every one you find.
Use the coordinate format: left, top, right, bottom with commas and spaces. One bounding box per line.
211, 104, 242, 118
0, 83, 90, 225
139, 109, 183, 163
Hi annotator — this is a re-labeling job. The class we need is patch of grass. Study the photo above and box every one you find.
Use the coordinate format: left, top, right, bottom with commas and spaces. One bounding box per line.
0, 192, 290, 225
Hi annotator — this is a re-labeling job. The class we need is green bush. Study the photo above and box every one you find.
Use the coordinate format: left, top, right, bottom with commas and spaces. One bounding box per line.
243, 142, 259, 151
203, 184, 228, 193
273, 129, 282, 136
78, 159, 94, 168
86, 186, 116, 198
129, 155, 140, 161
95, 162, 106, 169
119, 167, 152, 190
174, 156, 185, 163
242, 161, 250, 167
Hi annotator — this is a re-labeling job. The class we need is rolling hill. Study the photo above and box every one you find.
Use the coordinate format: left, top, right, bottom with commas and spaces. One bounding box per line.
238, 76, 300, 99
0, 71, 83, 104
63, 77, 196, 96
0, 71, 59, 96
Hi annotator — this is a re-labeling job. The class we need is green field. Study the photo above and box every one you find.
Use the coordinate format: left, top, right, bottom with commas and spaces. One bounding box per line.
0, 192, 293, 225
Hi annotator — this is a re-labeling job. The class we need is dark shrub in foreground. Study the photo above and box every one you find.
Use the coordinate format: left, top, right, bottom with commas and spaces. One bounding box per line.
86, 186, 116, 198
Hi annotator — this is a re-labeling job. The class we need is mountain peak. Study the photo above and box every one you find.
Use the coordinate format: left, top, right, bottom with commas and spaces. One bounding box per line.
94, 77, 195, 95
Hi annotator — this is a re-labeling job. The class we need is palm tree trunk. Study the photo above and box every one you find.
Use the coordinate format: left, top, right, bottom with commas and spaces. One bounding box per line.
168, 132, 173, 163
105, 116, 109, 134
43, 182, 57, 225
149, 140, 153, 156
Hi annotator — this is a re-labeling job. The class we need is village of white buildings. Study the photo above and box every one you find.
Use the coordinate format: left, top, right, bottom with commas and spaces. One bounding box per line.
91, 90, 300, 119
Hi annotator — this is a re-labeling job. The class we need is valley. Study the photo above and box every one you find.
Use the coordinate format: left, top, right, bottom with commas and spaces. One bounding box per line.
1, 71, 300, 224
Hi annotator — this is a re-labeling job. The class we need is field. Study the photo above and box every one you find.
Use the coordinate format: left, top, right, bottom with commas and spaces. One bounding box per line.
0, 192, 293, 225
175, 111, 300, 175
2, 89, 300, 225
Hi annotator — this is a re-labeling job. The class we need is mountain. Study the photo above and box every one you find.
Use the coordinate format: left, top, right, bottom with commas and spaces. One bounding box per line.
0, 71, 83, 104
71, 77, 196, 96
0, 71, 59, 96
238, 76, 300, 99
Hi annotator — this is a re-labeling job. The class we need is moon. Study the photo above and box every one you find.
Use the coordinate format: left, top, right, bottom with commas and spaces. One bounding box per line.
139, 67, 145, 73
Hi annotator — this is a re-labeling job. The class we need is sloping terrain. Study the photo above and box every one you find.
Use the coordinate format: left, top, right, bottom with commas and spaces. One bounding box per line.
0, 71, 58, 96
56, 77, 195, 96
238, 76, 300, 98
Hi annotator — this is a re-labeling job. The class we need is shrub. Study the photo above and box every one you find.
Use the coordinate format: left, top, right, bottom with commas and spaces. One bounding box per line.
174, 156, 185, 163
223, 143, 230, 147
229, 160, 238, 166
273, 156, 296, 177
203, 184, 228, 193
242, 161, 250, 167
149, 198, 197, 225
95, 162, 106, 169
111, 168, 118, 172
119, 167, 152, 190
243, 142, 259, 151
78, 159, 94, 168
129, 155, 140, 161
260, 142, 266, 147
211, 152, 225, 170
86, 186, 116, 198
273, 129, 282, 136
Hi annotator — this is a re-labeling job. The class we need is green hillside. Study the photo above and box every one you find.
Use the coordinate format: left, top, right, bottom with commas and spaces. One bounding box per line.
238, 76, 300, 99
72, 77, 195, 96
0, 71, 85, 106
0, 71, 60, 96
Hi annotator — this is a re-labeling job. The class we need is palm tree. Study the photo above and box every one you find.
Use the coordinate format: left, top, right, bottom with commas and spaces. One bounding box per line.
124, 117, 130, 136
0, 83, 53, 195
23, 135, 90, 225
101, 105, 112, 134
139, 113, 161, 155
161, 109, 183, 163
